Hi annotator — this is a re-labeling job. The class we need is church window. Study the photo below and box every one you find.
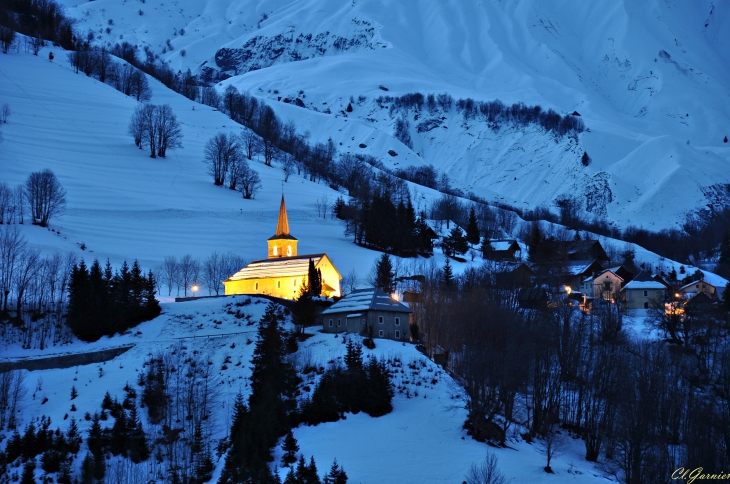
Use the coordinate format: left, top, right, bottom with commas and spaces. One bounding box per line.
273, 246, 278, 256
395, 330, 400, 339
255, 282, 259, 290
643, 290, 648, 297
287, 245, 292, 256
378, 330, 384, 337
328, 319, 333, 327
378, 316, 384, 324
395, 317, 400, 326
277, 280, 281, 289
293, 279, 297, 287
337, 319, 341, 327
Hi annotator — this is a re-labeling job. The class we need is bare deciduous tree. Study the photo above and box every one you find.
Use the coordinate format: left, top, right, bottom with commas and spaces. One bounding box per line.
235, 162, 262, 200
202, 251, 226, 296
0, 224, 26, 312
241, 129, 259, 160
0, 26, 14, 54
204, 132, 243, 186
160, 256, 179, 296
129, 104, 182, 158
178, 254, 199, 297
24, 169, 66, 227
1, 103, 10, 123
154, 104, 183, 157
465, 451, 508, 484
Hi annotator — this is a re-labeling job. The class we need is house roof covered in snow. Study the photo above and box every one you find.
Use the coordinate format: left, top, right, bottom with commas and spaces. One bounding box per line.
322, 287, 413, 315
488, 239, 520, 252
225, 254, 328, 281
564, 260, 604, 276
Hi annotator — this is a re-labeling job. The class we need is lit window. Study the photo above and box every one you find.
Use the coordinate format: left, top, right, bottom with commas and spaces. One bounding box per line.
395, 330, 400, 339
329, 319, 333, 327
378, 330, 384, 337
378, 316, 383, 324
273, 246, 278, 256
395, 317, 400, 326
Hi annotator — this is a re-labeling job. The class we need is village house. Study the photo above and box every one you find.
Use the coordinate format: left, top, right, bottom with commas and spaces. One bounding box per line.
621, 271, 667, 309
553, 240, 610, 263
679, 279, 717, 300
223, 195, 342, 299
321, 287, 412, 341
484, 239, 521, 261
582, 269, 623, 301
561, 260, 604, 291
495, 262, 535, 287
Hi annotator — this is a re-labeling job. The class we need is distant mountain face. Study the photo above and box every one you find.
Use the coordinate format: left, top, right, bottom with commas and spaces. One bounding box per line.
58, 0, 730, 230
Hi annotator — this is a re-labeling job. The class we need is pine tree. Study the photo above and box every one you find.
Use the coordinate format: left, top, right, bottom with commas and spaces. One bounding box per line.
220, 304, 298, 483
465, 207, 480, 245
374, 253, 394, 294
344, 341, 363, 372
303, 456, 320, 484
527, 221, 544, 263
66, 418, 81, 454
80, 453, 95, 484
323, 459, 348, 484
282, 430, 299, 466
441, 258, 454, 289
305, 259, 322, 297
70, 386, 78, 400
581, 151, 591, 166
20, 459, 36, 484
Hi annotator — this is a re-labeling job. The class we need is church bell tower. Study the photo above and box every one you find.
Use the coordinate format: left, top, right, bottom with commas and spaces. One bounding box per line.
267, 195, 298, 258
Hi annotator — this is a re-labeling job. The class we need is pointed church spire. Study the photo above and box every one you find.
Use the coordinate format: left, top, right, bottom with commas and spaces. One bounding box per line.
275, 194, 290, 236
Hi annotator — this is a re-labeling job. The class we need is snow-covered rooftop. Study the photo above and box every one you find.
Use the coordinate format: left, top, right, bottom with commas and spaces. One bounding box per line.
226, 254, 325, 281
622, 280, 667, 290
322, 288, 412, 315
489, 239, 519, 252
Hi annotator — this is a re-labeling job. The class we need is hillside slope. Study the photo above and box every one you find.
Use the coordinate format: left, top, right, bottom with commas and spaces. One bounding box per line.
58, 0, 730, 230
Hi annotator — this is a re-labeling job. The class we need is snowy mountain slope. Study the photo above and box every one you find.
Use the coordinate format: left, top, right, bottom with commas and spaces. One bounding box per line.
59, 0, 730, 230
0, 51, 385, 279
1, 295, 612, 483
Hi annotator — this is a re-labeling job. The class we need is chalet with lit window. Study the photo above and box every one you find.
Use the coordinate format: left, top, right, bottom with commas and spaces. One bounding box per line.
223, 195, 341, 299
321, 287, 412, 341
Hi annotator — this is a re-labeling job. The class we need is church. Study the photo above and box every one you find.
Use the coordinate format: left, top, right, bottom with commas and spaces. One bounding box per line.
223, 195, 342, 300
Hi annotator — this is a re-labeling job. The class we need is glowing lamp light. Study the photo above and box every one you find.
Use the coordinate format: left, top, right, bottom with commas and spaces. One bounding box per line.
391, 293, 399, 301
192, 285, 199, 296
565, 286, 572, 295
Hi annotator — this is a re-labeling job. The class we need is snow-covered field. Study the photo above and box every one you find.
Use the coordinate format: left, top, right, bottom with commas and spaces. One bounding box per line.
2, 1, 730, 481
56, 0, 730, 230
2, 294, 611, 483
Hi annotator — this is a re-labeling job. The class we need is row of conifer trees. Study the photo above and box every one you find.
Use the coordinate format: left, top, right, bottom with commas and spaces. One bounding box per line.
66, 259, 161, 341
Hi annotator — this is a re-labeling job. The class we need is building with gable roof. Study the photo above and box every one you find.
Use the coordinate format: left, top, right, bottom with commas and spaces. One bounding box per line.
621, 271, 667, 309
223, 195, 342, 299
321, 287, 412, 341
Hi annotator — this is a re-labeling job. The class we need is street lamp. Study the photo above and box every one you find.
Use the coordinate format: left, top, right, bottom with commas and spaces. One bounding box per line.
192, 285, 199, 297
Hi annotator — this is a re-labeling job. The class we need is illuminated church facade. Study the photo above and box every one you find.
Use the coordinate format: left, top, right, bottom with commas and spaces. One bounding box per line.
223, 196, 342, 300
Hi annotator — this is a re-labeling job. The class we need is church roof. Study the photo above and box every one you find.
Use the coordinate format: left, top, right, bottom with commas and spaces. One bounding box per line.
225, 254, 326, 282
322, 288, 412, 315
269, 194, 296, 240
